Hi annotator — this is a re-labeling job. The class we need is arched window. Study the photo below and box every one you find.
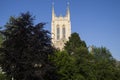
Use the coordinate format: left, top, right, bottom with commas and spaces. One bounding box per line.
62, 25, 66, 38
56, 25, 60, 40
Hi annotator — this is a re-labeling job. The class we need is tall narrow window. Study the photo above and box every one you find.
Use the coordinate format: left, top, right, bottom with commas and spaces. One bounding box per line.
62, 27, 66, 38
57, 27, 60, 40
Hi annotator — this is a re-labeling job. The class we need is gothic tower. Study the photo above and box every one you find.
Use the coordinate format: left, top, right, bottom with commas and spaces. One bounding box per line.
51, 3, 71, 50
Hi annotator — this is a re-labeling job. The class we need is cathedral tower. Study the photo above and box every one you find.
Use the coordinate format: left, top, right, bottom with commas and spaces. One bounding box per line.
51, 3, 71, 50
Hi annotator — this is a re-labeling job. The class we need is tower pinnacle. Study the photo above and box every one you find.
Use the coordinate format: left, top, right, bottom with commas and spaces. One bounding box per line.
66, 2, 70, 20
52, 2, 55, 20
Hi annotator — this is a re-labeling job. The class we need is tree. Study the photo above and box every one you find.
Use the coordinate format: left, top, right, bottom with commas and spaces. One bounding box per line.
51, 51, 73, 80
0, 30, 8, 80
0, 12, 56, 80
52, 31, 120, 80
51, 50, 85, 80
92, 46, 114, 61
72, 46, 97, 80
64, 32, 87, 54
91, 46, 117, 80
52, 33, 93, 80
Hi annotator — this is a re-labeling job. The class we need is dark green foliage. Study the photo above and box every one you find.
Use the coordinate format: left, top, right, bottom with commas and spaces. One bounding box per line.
52, 33, 120, 80
91, 46, 118, 80
0, 72, 10, 80
64, 32, 87, 54
0, 33, 3, 47
51, 33, 91, 80
51, 51, 74, 80
92, 46, 114, 61
0, 12, 56, 80
51, 51, 86, 80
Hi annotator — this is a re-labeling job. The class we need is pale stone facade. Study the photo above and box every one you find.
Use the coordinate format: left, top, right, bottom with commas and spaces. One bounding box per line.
51, 3, 71, 50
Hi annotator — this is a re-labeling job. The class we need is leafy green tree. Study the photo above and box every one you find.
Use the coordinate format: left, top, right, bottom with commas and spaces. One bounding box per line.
51, 51, 85, 80
91, 46, 117, 80
52, 33, 94, 80
52, 32, 120, 80
73, 46, 96, 80
64, 32, 87, 54
92, 46, 114, 61
0, 12, 56, 80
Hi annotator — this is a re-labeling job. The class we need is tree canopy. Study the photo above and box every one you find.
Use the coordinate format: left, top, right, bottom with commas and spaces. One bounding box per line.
0, 12, 57, 80
64, 32, 87, 54
52, 32, 120, 80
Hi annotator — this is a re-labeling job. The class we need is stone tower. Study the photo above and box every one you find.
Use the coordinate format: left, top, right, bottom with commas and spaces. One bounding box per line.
51, 3, 71, 50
